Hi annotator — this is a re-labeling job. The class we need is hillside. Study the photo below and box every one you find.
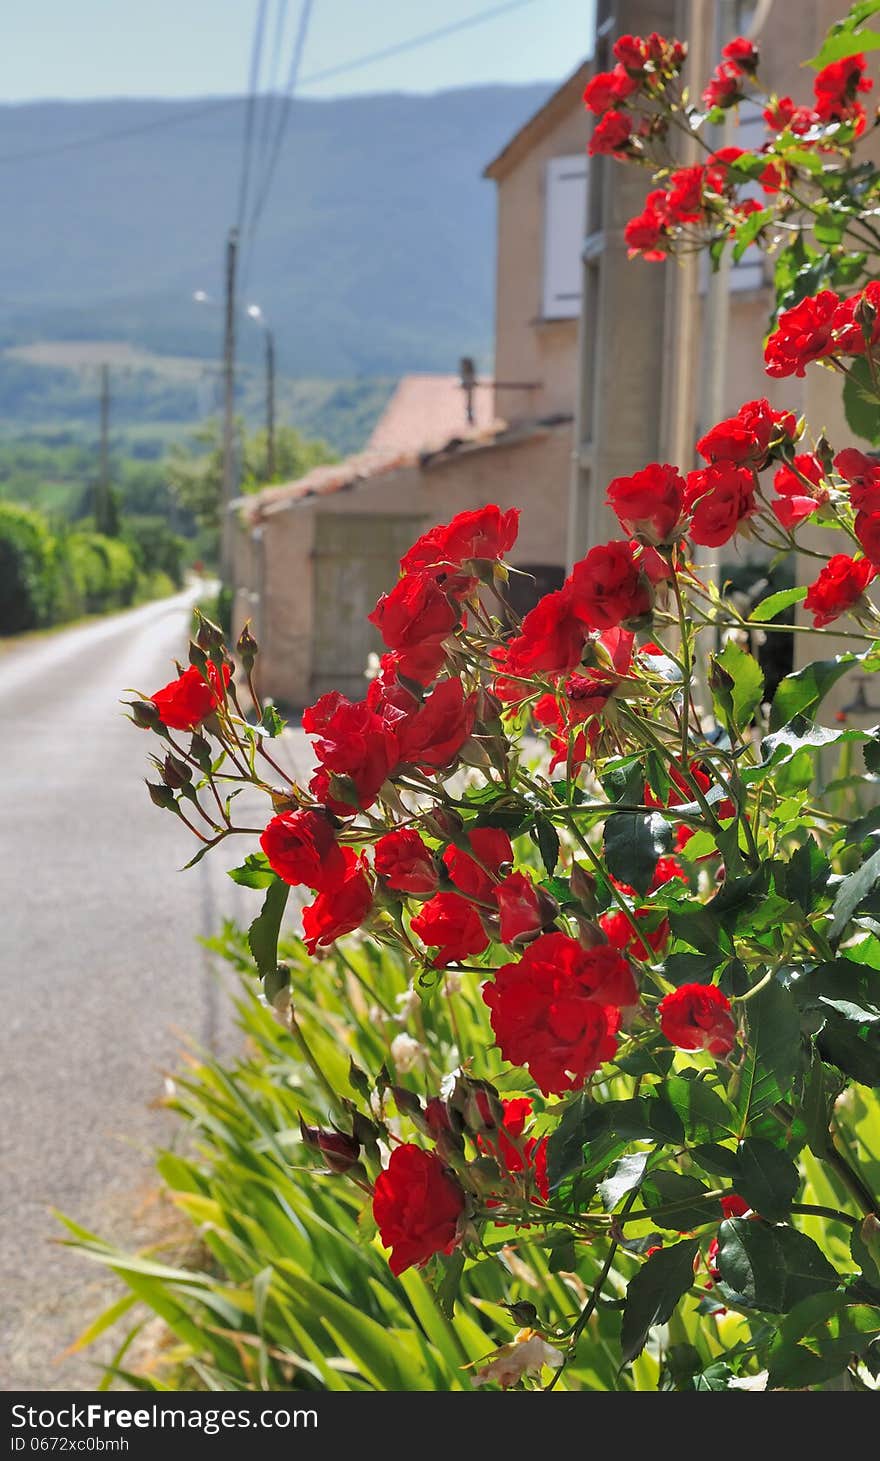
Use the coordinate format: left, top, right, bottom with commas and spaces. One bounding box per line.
0, 84, 554, 382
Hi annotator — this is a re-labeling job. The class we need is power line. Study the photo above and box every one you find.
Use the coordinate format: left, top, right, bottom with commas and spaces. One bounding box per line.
0, 0, 540, 168
240, 0, 315, 289
300, 0, 539, 89
252, 0, 291, 198
236, 0, 271, 233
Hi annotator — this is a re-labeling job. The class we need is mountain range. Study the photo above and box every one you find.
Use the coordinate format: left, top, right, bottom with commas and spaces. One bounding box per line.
0, 84, 554, 381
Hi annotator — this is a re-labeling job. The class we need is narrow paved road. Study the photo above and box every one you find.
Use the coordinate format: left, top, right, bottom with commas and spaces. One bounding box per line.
0, 592, 306, 1391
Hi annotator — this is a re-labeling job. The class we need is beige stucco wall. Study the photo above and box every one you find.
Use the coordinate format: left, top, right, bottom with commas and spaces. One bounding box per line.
247, 425, 572, 708
492, 101, 587, 423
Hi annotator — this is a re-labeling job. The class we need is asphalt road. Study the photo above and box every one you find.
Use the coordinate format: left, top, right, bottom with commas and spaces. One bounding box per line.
0, 591, 307, 1391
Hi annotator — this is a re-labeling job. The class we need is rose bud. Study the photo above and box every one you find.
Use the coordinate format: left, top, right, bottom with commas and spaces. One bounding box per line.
448, 1074, 505, 1134
236, 621, 258, 671
196, 611, 225, 652
128, 698, 162, 731
420, 808, 464, 842
424, 1096, 455, 1139
570, 862, 598, 912
146, 780, 178, 812
391, 1085, 426, 1123
298, 1117, 361, 1174
189, 730, 213, 771
162, 752, 193, 791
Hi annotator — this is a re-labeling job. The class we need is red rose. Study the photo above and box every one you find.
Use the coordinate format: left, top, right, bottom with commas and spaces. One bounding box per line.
657, 983, 736, 1056
771, 453, 827, 529
394, 677, 477, 769
666, 165, 705, 224
804, 554, 875, 627
301, 849, 373, 954
763, 95, 796, 131
720, 1194, 751, 1219
613, 851, 689, 897
685, 463, 755, 546
150, 661, 230, 731
372, 1144, 465, 1276
477, 1097, 549, 1200
764, 290, 840, 378
569, 540, 654, 630
697, 398, 797, 466
722, 36, 758, 73
444, 827, 512, 903
830, 283, 880, 356
835, 448, 880, 510
624, 190, 670, 260
814, 53, 872, 124
410, 891, 490, 966
704, 146, 746, 194
374, 829, 439, 896
606, 462, 687, 546
582, 65, 639, 114
260, 808, 348, 892
494, 586, 589, 678
493, 872, 544, 945
589, 110, 633, 157
371, 643, 448, 693
303, 692, 398, 810
401, 505, 519, 579
534, 670, 620, 773
759, 159, 788, 195
614, 35, 648, 71
369, 573, 459, 652
600, 908, 670, 960
702, 61, 743, 110
483, 934, 624, 1096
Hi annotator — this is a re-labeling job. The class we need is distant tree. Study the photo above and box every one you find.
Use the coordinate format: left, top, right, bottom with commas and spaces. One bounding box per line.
165, 418, 337, 536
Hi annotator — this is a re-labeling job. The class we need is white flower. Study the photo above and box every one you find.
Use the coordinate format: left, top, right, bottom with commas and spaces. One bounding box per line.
728, 1370, 768, 1392
473, 1329, 564, 1389
390, 1032, 426, 1074
395, 988, 421, 1022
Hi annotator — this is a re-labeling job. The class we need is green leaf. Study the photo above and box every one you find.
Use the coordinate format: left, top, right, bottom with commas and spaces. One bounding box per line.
603, 811, 672, 896
716, 1218, 841, 1313
801, 1054, 845, 1160
668, 905, 731, 962
260, 704, 285, 737
759, 716, 866, 771
247, 877, 290, 979
599, 1152, 650, 1212
810, 20, 880, 71
735, 1138, 800, 1221
768, 1291, 880, 1389
228, 852, 276, 889
735, 979, 802, 1135
830, 844, 880, 941
844, 355, 880, 445
545, 1094, 682, 1190
601, 756, 645, 804
662, 952, 721, 987
769, 654, 868, 732
779, 840, 830, 913
712, 639, 764, 731
749, 586, 807, 624
532, 815, 560, 876
665, 1072, 737, 1143
641, 1173, 721, 1231
732, 206, 772, 260
620, 1240, 700, 1363
690, 1143, 741, 1179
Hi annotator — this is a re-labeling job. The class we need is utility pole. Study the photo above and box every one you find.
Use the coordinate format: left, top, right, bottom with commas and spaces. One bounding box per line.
265, 326, 276, 483
221, 226, 239, 585
94, 363, 112, 535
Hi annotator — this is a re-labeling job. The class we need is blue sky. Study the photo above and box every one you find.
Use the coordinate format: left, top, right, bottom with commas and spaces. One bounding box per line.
6, 0, 595, 102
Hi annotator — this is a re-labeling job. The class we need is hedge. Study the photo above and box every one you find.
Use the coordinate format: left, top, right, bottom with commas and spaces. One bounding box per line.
0, 502, 166, 635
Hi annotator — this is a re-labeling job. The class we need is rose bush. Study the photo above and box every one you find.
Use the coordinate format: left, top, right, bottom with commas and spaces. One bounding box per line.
124, 7, 880, 1393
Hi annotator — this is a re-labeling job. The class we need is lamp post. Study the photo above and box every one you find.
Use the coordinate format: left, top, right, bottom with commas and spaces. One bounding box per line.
247, 304, 276, 483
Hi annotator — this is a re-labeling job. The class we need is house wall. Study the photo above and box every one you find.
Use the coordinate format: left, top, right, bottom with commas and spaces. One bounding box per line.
492, 100, 588, 424
248, 425, 572, 708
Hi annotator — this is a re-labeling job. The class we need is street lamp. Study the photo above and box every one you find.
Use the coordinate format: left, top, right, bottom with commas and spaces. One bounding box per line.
246, 304, 276, 484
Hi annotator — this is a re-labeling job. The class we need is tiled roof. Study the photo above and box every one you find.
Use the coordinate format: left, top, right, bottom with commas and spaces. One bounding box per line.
367, 373, 498, 453
239, 414, 572, 523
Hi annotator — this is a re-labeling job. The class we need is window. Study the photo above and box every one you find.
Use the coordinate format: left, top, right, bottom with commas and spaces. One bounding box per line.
542, 155, 588, 319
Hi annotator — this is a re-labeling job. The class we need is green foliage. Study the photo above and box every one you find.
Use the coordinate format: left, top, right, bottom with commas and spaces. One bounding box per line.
0, 500, 58, 632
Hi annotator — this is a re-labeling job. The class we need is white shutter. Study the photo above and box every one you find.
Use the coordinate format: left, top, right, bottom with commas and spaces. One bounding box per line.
542, 155, 588, 319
